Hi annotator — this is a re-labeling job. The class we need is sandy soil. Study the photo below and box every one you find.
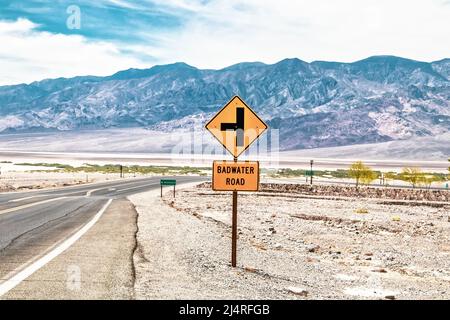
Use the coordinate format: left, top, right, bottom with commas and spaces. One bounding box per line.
130, 184, 450, 300
0, 171, 128, 192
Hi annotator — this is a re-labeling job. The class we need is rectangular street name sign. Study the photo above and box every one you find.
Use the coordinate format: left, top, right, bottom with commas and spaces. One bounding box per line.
212, 161, 259, 192
160, 179, 176, 186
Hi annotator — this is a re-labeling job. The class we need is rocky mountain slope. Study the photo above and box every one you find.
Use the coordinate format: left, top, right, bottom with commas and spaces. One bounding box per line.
0, 56, 448, 150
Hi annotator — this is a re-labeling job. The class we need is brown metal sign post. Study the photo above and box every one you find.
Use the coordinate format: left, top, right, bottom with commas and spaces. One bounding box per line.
206, 96, 267, 268
212, 159, 260, 267
232, 188, 238, 267
231, 156, 238, 267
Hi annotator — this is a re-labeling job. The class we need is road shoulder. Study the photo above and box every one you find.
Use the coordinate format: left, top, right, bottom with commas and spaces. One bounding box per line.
2, 199, 137, 300
128, 183, 298, 300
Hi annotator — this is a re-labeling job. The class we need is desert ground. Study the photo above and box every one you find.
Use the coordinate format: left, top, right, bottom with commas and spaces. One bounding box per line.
0, 152, 449, 300
2, 168, 447, 194
0, 162, 138, 192
130, 183, 450, 300
0, 151, 448, 193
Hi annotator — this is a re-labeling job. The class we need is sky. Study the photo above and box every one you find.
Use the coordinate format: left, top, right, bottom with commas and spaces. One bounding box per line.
0, 0, 449, 85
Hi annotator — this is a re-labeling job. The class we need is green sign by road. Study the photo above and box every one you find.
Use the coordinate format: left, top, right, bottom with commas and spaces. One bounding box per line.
160, 179, 176, 186
305, 171, 314, 177
160, 179, 177, 198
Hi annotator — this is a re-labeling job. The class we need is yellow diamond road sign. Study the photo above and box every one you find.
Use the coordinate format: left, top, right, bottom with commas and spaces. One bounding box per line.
205, 96, 268, 158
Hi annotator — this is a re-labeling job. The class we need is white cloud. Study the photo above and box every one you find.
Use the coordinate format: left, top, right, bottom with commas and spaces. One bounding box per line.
149, 0, 450, 68
107, 0, 142, 10
0, 18, 146, 85
1, 1, 449, 85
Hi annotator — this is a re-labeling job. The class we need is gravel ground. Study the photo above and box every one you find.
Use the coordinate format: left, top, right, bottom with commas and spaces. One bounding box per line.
130, 184, 450, 300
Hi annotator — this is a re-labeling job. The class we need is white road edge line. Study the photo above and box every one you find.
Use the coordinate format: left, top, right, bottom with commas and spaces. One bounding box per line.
8, 196, 36, 203
8, 190, 91, 202
115, 183, 158, 193
86, 180, 148, 196
86, 188, 104, 197
0, 198, 113, 297
0, 197, 68, 216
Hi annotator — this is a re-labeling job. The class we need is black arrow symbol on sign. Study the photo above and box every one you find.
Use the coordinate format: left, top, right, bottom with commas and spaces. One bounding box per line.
221, 107, 244, 147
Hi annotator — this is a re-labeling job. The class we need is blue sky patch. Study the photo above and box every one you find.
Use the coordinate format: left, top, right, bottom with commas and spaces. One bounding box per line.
0, 0, 182, 43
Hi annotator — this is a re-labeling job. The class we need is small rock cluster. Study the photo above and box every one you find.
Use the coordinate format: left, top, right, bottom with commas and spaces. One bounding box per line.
259, 184, 450, 202
0, 184, 15, 192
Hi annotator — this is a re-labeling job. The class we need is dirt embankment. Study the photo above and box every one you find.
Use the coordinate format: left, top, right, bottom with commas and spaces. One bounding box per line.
199, 182, 450, 202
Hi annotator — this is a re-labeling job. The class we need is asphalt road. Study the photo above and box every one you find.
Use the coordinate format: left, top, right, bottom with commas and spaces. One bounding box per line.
0, 175, 205, 299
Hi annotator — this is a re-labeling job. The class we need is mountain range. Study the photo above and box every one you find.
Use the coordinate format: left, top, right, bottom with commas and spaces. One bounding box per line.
0, 55, 449, 151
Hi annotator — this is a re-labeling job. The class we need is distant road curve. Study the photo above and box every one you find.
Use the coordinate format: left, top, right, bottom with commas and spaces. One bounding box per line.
0, 175, 206, 299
